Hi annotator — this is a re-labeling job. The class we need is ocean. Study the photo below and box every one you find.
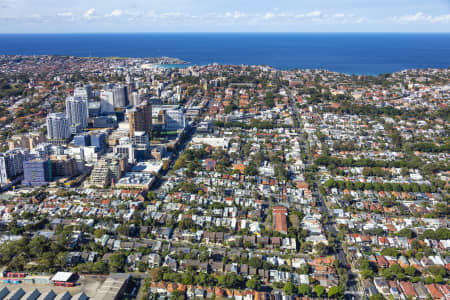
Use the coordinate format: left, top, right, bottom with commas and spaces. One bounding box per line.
0, 33, 449, 75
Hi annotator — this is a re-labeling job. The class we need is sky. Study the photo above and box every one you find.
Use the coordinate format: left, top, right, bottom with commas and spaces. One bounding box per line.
0, 0, 449, 33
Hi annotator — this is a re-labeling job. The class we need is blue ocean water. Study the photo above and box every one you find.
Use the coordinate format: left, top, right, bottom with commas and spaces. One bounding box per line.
0, 33, 449, 75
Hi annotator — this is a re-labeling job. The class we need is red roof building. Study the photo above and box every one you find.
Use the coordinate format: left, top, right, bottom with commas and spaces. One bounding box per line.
272, 206, 288, 234
426, 284, 444, 300
400, 281, 417, 298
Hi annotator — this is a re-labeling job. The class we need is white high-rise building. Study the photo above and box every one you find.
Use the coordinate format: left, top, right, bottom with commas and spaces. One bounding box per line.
66, 96, 89, 133
165, 109, 185, 130
0, 149, 24, 185
100, 90, 115, 114
130, 92, 142, 106
47, 113, 70, 140
74, 85, 92, 99
152, 105, 185, 131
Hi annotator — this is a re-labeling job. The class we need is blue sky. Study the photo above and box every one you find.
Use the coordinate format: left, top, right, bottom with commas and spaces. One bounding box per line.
0, 0, 449, 33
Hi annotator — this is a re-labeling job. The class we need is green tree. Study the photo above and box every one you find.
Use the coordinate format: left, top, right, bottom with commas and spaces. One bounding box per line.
427, 265, 447, 277
380, 248, 399, 257
137, 261, 148, 272
361, 269, 375, 279
246, 277, 261, 290
381, 269, 394, 280
369, 294, 385, 300
299, 263, 311, 274
182, 273, 194, 285
315, 242, 328, 256
109, 252, 126, 272
283, 281, 297, 296
424, 276, 434, 284
217, 273, 244, 289
314, 285, 325, 297
298, 284, 311, 296
404, 266, 417, 277
92, 260, 108, 274
171, 290, 186, 300
328, 286, 344, 299
389, 264, 403, 275
434, 275, 445, 284
248, 257, 263, 269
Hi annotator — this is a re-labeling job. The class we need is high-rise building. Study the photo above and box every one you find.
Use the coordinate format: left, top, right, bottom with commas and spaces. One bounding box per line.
22, 159, 52, 186
66, 96, 89, 133
113, 85, 128, 108
50, 155, 78, 178
114, 143, 136, 164
132, 131, 150, 160
100, 85, 128, 113
90, 159, 111, 188
73, 134, 91, 147
100, 90, 115, 114
88, 102, 101, 117
152, 105, 185, 131
130, 92, 142, 106
128, 100, 152, 137
47, 113, 71, 140
89, 155, 125, 188
91, 132, 107, 153
0, 149, 25, 185
74, 85, 92, 99
165, 109, 185, 131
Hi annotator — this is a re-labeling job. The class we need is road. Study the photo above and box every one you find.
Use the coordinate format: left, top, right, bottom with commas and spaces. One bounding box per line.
284, 84, 363, 300
151, 91, 212, 192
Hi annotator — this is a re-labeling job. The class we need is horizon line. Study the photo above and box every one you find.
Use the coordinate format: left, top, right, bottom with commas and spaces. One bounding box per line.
1, 31, 450, 34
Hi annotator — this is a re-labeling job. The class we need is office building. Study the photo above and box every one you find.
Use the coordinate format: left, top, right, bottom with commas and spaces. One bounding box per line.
152, 105, 185, 131
73, 134, 91, 147
91, 132, 107, 153
74, 85, 92, 99
114, 143, 136, 164
47, 113, 71, 140
66, 96, 89, 133
132, 131, 150, 160
100, 90, 115, 114
31, 143, 64, 160
0, 149, 25, 185
23, 159, 52, 186
88, 102, 101, 117
129, 92, 141, 106
50, 155, 78, 178
113, 85, 128, 108
128, 100, 152, 137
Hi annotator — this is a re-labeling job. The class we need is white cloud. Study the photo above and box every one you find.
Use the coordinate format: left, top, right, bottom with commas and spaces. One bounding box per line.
107, 9, 123, 17
160, 12, 185, 18
392, 12, 450, 24
263, 12, 274, 20
57, 12, 73, 18
231, 11, 247, 19
355, 17, 368, 24
0, 6, 371, 27
306, 10, 322, 18
146, 10, 157, 18
83, 8, 96, 19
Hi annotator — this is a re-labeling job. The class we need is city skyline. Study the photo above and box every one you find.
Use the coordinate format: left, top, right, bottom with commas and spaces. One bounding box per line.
0, 0, 449, 33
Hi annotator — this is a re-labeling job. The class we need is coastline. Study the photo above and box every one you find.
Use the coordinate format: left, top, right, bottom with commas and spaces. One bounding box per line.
0, 32, 449, 75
